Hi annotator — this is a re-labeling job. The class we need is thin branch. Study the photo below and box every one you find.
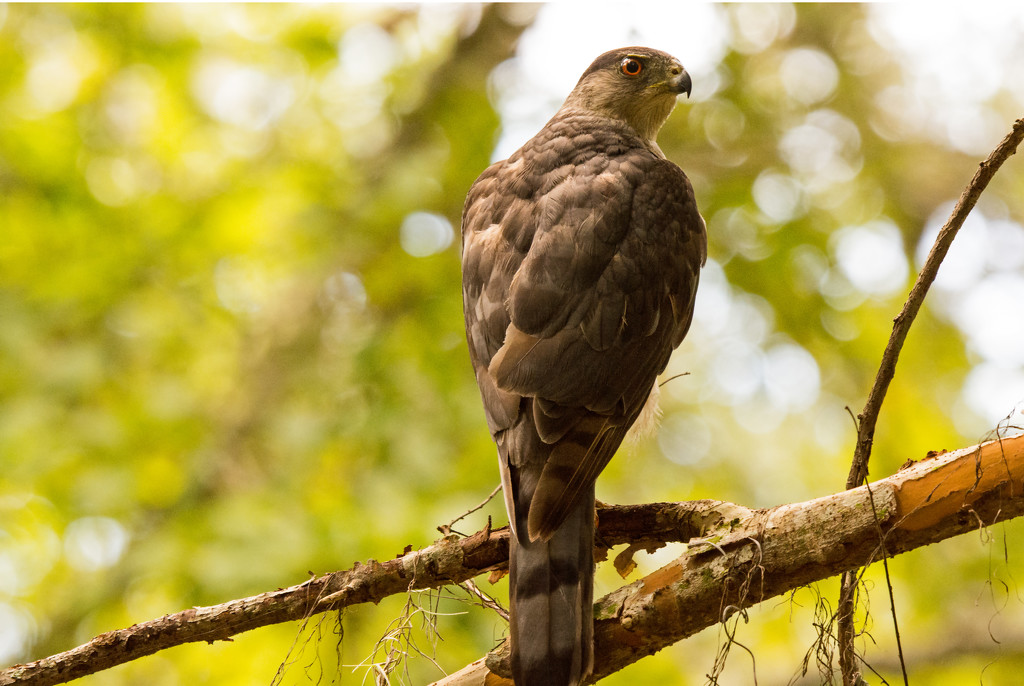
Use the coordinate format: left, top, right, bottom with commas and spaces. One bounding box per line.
438, 483, 502, 536
839, 116, 1024, 686
864, 479, 909, 686
847, 116, 1024, 489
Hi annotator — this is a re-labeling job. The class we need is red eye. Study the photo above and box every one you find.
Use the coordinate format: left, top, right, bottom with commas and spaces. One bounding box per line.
620, 58, 642, 76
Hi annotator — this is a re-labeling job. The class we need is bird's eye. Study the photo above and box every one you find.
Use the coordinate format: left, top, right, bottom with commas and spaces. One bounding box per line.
620, 58, 643, 77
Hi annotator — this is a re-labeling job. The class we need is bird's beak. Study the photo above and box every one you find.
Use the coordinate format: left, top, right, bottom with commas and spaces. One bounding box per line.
671, 68, 692, 98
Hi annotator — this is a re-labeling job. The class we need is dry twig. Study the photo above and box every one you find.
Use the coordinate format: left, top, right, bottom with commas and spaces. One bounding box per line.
838, 117, 1024, 686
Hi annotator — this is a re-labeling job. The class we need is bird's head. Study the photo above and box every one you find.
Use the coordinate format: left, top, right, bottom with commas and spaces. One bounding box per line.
564, 47, 691, 142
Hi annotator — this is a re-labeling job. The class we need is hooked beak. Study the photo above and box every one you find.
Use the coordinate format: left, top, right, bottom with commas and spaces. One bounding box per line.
671, 67, 692, 98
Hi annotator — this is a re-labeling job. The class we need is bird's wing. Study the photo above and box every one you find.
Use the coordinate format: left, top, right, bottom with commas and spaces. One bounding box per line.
462, 133, 705, 541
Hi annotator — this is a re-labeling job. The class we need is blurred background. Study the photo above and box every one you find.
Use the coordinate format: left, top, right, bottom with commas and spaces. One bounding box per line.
1, 4, 1024, 685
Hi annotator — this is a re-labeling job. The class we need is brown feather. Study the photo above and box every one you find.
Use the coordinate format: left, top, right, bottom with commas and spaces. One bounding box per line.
461, 46, 706, 686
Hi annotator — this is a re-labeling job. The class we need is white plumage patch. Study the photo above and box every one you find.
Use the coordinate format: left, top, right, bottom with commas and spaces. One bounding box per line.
625, 381, 663, 446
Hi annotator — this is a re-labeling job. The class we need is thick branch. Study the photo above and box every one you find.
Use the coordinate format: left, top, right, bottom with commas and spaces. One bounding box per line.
7, 436, 1024, 685
0, 501, 737, 686
435, 433, 1024, 685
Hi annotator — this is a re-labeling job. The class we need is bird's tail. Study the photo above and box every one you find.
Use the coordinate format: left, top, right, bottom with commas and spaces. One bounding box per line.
508, 485, 595, 686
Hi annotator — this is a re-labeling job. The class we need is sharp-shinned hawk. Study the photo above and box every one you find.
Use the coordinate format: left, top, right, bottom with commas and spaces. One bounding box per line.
461, 46, 707, 686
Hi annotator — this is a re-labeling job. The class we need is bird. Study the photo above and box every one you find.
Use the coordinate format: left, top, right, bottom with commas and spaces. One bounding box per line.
460, 46, 706, 686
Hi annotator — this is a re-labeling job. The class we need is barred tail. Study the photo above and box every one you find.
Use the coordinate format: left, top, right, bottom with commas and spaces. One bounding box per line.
508, 485, 595, 686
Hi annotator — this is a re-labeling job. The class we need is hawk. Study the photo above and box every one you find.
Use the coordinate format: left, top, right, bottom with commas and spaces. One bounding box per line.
461, 47, 706, 686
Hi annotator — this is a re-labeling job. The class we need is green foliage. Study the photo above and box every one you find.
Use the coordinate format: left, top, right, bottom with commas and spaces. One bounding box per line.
1, 4, 1022, 685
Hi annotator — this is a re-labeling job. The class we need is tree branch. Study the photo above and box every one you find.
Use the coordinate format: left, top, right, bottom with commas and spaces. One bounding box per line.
838, 116, 1024, 685
437, 433, 1024, 685
847, 117, 1024, 490
4, 435, 1023, 685
0, 501, 738, 686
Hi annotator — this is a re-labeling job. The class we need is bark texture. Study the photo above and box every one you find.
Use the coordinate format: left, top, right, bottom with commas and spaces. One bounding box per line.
435, 433, 1024, 685
4, 435, 1023, 686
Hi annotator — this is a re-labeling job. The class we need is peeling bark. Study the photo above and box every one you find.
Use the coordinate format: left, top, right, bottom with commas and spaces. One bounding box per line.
437, 433, 1024, 685
4, 435, 1023, 686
